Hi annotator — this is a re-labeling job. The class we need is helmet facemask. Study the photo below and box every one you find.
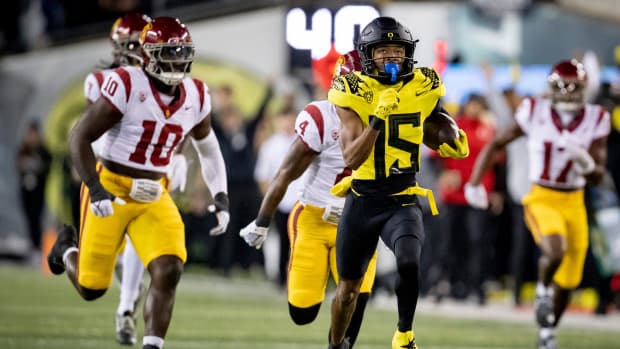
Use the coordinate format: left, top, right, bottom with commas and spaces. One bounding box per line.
362, 43, 416, 84
549, 76, 586, 112
357, 17, 418, 85
113, 37, 143, 66
143, 43, 194, 86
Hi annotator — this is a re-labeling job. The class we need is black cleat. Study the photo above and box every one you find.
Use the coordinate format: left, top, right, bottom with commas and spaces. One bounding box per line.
143, 345, 159, 349
535, 293, 555, 328
46, 224, 78, 275
538, 332, 557, 349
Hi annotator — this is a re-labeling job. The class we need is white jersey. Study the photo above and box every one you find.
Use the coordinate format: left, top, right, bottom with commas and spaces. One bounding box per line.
84, 69, 114, 156
99, 66, 211, 173
515, 97, 610, 189
295, 100, 349, 208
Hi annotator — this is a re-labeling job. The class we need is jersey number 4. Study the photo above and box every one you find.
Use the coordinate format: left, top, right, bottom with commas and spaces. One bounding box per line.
129, 120, 183, 166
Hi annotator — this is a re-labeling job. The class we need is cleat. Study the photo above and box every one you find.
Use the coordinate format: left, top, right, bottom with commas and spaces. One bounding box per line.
538, 332, 557, 349
392, 329, 418, 349
116, 311, 137, 345
46, 225, 78, 275
535, 293, 555, 328
143, 346, 159, 349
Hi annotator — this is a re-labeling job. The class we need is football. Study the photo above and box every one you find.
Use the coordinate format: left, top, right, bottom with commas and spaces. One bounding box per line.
422, 112, 459, 150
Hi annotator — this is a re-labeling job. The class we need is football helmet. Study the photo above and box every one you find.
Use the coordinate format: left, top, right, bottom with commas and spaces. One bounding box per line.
140, 17, 195, 86
357, 17, 418, 84
548, 59, 587, 112
110, 13, 151, 66
333, 50, 362, 78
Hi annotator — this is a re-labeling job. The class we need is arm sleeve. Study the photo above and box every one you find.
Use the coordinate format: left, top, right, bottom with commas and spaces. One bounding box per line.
191, 130, 228, 195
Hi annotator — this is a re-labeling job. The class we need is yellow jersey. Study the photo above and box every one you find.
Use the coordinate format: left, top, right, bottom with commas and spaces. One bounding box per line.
328, 67, 445, 181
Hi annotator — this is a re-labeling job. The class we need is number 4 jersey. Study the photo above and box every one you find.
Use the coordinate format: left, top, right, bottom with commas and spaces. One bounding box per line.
515, 97, 610, 189
295, 100, 349, 208
99, 66, 211, 173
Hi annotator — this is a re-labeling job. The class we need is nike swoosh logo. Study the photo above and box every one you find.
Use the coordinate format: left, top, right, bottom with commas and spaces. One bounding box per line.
415, 91, 427, 97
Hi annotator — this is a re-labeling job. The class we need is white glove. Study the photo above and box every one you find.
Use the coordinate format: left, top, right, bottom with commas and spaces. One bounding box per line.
558, 130, 595, 175
167, 154, 188, 192
208, 208, 230, 236
239, 220, 269, 249
464, 183, 488, 209
87, 180, 126, 217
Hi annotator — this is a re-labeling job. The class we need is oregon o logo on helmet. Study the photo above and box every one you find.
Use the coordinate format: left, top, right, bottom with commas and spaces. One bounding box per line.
387, 32, 394, 39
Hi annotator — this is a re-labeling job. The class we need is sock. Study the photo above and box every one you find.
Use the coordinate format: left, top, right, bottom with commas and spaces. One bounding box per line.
536, 282, 552, 297
62, 247, 78, 266
539, 327, 554, 338
143, 336, 164, 349
118, 238, 145, 315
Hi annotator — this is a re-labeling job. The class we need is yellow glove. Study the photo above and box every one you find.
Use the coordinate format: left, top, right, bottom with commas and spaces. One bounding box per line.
438, 129, 469, 159
374, 88, 399, 120
330, 175, 353, 197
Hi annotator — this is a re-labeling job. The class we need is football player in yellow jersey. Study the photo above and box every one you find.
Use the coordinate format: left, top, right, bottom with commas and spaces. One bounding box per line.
326, 17, 469, 349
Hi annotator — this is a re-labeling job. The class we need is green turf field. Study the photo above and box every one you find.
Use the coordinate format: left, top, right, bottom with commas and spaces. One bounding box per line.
0, 264, 617, 349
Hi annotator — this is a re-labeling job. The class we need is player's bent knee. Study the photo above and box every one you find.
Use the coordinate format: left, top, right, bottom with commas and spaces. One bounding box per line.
289, 303, 321, 325
149, 255, 184, 287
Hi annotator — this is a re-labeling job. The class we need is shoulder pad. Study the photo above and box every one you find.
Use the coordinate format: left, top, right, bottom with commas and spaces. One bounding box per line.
417, 67, 441, 90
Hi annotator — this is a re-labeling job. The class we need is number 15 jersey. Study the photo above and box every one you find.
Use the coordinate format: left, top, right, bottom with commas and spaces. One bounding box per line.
99, 66, 211, 173
328, 68, 445, 181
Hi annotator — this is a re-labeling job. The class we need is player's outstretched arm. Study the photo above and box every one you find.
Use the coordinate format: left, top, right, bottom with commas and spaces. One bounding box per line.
70, 97, 125, 217
240, 138, 317, 249
586, 136, 608, 184
465, 123, 523, 209
190, 117, 230, 235
257, 137, 316, 225
70, 97, 122, 185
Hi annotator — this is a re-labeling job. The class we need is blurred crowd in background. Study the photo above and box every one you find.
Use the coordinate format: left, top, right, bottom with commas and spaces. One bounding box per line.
5, 0, 620, 320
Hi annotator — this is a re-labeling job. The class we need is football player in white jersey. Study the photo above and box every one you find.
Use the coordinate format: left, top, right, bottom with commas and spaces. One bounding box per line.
465, 60, 610, 349
47, 17, 229, 349
240, 51, 377, 348
83, 12, 157, 346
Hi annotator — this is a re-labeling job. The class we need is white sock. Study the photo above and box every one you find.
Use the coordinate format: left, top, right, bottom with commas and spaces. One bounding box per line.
539, 327, 554, 338
117, 238, 145, 315
536, 282, 552, 297
62, 247, 78, 266
143, 335, 164, 348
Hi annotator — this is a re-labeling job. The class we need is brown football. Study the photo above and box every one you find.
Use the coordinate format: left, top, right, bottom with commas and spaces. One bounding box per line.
423, 112, 458, 150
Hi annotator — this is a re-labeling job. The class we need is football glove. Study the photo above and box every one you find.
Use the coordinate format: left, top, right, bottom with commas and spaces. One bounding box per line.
438, 129, 469, 159
374, 88, 399, 120
167, 154, 188, 192
87, 179, 125, 217
464, 183, 488, 209
558, 130, 595, 175
239, 220, 269, 249
208, 192, 230, 236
